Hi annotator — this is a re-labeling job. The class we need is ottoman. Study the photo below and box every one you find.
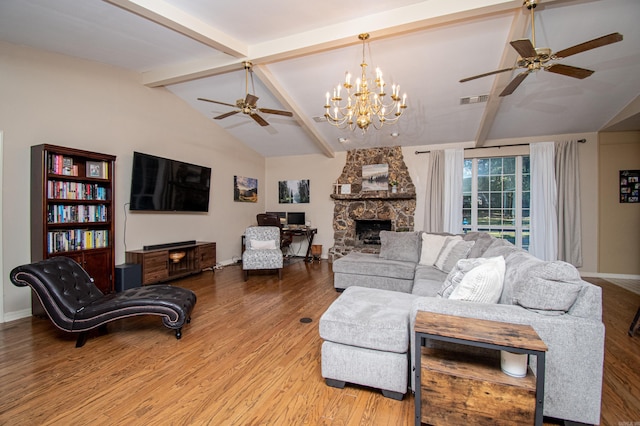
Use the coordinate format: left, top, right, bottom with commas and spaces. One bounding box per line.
319, 286, 418, 400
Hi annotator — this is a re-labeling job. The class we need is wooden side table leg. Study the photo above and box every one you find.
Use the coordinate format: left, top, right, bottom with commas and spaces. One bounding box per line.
414, 334, 423, 426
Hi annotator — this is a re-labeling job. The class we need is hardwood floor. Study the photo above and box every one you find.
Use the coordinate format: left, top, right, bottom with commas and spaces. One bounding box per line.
0, 260, 638, 425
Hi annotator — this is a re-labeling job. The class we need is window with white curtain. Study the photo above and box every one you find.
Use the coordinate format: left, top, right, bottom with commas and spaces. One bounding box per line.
462, 156, 530, 250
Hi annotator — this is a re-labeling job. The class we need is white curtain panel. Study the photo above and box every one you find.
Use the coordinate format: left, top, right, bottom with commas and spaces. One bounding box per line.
423, 150, 444, 232
530, 142, 558, 261
444, 148, 464, 234
555, 140, 583, 267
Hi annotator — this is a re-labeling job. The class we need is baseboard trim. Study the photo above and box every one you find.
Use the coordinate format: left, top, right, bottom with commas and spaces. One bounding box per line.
580, 272, 640, 280
3, 308, 31, 323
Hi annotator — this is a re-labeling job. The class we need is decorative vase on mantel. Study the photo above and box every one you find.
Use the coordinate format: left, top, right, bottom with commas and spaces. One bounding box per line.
391, 186, 397, 193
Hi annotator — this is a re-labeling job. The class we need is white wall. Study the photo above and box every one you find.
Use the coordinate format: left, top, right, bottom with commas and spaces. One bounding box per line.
0, 42, 266, 320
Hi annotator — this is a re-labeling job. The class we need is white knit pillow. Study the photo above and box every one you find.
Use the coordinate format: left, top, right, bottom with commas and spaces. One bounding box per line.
448, 256, 506, 303
419, 233, 456, 266
250, 239, 277, 250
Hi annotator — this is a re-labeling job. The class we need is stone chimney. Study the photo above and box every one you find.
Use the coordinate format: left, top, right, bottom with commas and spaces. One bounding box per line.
330, 146, 416, 260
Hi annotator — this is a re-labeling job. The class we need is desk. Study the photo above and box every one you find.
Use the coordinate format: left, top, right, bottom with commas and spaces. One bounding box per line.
241, 228, 318, 262
282, 227, 317, 262
414, 312, 547, 426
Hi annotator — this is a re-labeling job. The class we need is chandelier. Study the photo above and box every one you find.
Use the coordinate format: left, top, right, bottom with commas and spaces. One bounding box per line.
324, 33, 407, 132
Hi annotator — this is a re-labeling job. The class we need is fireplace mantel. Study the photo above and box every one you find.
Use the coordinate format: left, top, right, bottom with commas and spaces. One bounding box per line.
331, 192, 416, 201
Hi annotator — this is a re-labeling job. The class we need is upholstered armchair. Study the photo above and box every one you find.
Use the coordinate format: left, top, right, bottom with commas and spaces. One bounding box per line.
242, 226, 283, 281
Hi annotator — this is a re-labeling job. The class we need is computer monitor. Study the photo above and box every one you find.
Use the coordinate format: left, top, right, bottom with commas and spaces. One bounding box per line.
287, 212, 306, 226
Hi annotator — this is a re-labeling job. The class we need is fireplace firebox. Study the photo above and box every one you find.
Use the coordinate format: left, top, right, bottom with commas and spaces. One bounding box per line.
355, 220, 392, 246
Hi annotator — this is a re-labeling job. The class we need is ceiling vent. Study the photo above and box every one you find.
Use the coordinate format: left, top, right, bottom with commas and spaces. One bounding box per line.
313, 116, 327, 123
460, 95, 489, 105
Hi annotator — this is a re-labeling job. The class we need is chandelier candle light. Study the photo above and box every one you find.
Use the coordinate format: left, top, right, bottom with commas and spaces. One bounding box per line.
324, 33, 407, 132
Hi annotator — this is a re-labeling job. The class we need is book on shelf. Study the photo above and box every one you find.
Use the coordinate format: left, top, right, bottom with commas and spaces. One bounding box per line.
47, 229, 109, 253
48, 154, 79, 176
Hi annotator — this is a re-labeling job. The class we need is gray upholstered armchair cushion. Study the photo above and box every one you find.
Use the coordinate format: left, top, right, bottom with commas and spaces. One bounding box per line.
242, 226, 283, 272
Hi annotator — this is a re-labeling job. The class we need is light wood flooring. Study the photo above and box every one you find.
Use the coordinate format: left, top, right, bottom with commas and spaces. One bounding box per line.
0, 260, 638, 425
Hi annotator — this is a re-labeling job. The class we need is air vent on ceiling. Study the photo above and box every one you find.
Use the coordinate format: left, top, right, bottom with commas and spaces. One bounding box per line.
460, 94, 489, 105
313, 116, 327, 123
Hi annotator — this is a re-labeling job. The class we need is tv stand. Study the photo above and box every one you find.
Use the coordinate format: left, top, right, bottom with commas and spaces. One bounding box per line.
126, 241, 216, 285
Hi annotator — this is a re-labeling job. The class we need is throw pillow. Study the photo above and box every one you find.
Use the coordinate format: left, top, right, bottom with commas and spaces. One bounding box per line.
419, 233, 452, 266
448, 256, 506, 303
250, 239, 277, 250
379, 231, 421, 263
434, 238, 474, 273
437, 257, 488, 298
512, 260, 583, 315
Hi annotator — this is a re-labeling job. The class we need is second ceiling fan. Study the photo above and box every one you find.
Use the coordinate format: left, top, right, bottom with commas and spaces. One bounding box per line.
198, 61, 293, 126
460, 0, 623, 96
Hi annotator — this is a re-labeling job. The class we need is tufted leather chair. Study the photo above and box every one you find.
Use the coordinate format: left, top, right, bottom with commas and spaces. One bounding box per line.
10, 257, 197, 347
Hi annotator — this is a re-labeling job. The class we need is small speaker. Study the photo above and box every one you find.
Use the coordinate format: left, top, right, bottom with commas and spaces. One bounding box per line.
115, 263, 142, 292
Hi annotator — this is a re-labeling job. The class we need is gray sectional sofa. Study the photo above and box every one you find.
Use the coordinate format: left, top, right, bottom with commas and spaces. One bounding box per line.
321, 231, 605, 425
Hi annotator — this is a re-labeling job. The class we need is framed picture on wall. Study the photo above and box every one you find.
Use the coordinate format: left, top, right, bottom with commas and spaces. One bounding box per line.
620, 170, 639, 203
278, 179, 310, 203
362, 164, 389, 191
234, 176, 258, 202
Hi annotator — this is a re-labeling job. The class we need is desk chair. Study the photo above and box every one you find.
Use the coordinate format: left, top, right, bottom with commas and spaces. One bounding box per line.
256, 213, 292, 254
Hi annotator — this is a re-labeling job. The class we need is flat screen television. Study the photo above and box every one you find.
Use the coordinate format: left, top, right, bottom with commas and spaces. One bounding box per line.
287, 212, 306, 226
129, 151, 211, 212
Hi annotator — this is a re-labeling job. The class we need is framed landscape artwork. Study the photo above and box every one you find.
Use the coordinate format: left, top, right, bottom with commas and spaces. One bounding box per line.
234, 176, 258, 203
279, 179, 310, 204
362, 164, 389, 191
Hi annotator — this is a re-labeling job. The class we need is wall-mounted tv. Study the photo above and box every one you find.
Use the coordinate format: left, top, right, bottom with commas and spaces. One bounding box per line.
129, 151, 211, 212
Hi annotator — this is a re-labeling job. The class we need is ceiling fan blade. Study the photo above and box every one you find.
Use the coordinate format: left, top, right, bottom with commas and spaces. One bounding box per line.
499, 71, 530, 97
250, 113, 269, 127
259, 108, 293, 117
459, 67, 516, 83
197, 97, 236, 108
554, 33, 623, 59
214, 110, 240, 120
245, 94, 259, 108
510, 39, 537, 58
545, 63, 594, 79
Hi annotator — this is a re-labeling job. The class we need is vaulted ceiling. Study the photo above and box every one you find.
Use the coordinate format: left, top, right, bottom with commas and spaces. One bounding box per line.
1, 0, 639, 157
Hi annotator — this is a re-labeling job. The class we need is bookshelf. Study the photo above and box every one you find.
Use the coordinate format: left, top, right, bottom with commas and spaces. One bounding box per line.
31, 144, 116, 312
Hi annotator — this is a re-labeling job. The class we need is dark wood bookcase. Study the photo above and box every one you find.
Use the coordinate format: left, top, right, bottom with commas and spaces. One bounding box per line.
31, 144, 116, 314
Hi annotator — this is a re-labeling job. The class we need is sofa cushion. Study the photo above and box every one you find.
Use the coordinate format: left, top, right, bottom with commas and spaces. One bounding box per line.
499, 249, 583, 314
512, 261, 583, 315
379, 231, 421, 263
419, 233, 453, 266
332, 252, 416, 280
448, 256, 505, 303
319, 286, 418, 353
463, 231, 496, 258
413, 265, 448, 297
434, 238, 474, 273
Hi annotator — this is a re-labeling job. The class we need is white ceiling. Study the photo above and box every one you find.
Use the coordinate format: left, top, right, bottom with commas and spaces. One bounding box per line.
1, 0, 639, 157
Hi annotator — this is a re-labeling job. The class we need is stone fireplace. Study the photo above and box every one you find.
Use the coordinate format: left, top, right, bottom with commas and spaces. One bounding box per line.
330, 146, 416, 259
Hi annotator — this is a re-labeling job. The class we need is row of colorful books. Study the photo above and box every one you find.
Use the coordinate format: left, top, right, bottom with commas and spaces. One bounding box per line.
48, 154, 110, 179
47, 204, 108, 224
47, 180, 108, 200
48, 154, 78, 176
47, 229, 109, 253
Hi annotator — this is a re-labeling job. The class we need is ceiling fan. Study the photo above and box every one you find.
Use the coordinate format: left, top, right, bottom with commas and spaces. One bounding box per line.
198, 61, 293, 126
460, 0, 623, 96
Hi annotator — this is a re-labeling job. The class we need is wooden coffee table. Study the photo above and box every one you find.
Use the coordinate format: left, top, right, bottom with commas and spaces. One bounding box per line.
414, 311, 547, 426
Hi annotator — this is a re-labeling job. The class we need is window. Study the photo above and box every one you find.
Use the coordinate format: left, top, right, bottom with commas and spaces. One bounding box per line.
462, 156, 530, 250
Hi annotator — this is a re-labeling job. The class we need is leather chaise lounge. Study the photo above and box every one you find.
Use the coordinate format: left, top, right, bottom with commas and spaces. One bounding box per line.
10, 256, 197, 347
